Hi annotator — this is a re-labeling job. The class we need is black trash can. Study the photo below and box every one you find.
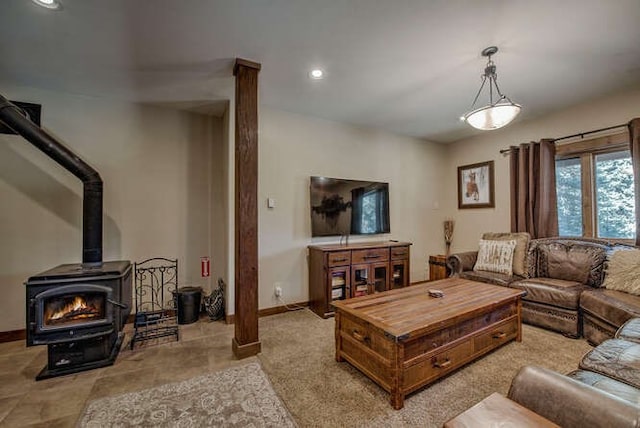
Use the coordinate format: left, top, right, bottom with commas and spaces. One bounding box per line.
174, 286, 202, 324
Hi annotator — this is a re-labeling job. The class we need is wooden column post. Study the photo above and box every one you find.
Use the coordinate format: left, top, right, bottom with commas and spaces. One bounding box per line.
232, 58, 261, 359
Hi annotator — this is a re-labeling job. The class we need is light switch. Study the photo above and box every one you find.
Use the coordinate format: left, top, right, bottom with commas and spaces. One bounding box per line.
267, 198, 276, 208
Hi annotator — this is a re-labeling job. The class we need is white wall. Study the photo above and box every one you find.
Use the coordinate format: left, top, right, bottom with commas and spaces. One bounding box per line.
222, 102, 235, 316
6, 83, 637, 332
447, 88, 640, 253
0, 85, 224, 331
257, 108, 450, 309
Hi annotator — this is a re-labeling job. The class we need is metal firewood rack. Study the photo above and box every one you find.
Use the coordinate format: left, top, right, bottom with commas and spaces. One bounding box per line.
130, 257, 180, 349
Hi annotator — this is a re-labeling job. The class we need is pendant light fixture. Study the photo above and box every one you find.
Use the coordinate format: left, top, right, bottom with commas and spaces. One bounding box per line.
461, 46, 521, 130
31, 0, 63, 10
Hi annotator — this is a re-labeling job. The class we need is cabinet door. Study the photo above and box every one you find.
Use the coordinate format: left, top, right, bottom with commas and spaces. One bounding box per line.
371, 262, 389, 293
390, 260, 409, 289
328, 266, 350, 303
351, 264, 370, 297
352, 262, 389, 296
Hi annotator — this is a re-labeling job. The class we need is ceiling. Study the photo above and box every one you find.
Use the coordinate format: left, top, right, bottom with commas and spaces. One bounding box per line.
2, 0, 640, 143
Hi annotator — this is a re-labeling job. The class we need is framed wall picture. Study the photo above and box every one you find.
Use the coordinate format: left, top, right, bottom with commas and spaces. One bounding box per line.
457, 160, 495, 209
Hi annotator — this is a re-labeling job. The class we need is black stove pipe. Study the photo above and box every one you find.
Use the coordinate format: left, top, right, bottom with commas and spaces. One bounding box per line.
0, 95, 103, 267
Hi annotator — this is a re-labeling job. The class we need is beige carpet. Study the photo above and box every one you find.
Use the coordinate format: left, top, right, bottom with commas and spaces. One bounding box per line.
77, 309, 592, 427
257, 309, 593, 427
78, 361, 297, 427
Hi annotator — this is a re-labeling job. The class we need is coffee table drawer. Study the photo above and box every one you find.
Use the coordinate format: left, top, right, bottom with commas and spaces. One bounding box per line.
352, 248, 389, 264
339, 313, 394, 360
404, 339, 474, 391
474, 317, 518, 353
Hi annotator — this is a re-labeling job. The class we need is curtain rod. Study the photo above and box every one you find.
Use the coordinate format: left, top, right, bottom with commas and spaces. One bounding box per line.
499, 123, 628, 154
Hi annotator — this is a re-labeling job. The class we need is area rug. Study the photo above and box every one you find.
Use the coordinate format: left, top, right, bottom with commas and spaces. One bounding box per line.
78, 362, 297, 427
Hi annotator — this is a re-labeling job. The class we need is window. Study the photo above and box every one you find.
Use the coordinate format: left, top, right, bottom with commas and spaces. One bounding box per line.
556, 158, 582, 236
555, 132, 635, 241
595, 151, 635, 239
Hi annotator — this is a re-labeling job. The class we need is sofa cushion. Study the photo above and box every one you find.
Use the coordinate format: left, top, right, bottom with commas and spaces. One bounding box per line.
459, 270, 515, 287
579, 339, 640, 389
603, 249, 640, 296
616, 318, 640, 344
510, 277, 585, 310
473, 239, 517, 275
567, 369, 640, 405
581, 288, 640, 328
482, 232, 530, 277
533, 240, 607, 287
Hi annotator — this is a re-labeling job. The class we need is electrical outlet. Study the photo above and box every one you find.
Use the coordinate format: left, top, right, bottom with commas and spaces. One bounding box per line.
274, 286, 282, 298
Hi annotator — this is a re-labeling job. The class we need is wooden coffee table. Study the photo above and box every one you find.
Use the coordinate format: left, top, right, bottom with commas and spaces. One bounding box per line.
332, 278, 525, 409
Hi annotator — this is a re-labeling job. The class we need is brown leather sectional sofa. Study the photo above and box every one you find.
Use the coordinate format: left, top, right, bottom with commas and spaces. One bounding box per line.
447, 319, 640, 427
507, 365, 639, 427
447, 235, 640, 344
509, 319, 640, 426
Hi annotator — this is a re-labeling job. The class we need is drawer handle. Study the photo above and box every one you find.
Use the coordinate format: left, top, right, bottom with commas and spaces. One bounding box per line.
434, 359, 451, 369
492, 332, 506, 339
393, 252, 406, 257
332, 258, 348, 262
364, 255, 381, 259
352, 330, 369, 343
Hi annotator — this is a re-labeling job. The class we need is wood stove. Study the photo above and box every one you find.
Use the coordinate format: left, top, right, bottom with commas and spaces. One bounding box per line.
0, 95, 132, 380
25, 261, 132, 380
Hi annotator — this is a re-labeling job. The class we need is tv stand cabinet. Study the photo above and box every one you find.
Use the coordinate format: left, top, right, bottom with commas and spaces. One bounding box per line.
308, 241, 411, 318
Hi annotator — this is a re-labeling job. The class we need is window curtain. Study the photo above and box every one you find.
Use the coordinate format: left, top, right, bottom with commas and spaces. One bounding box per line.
509, 139, 558, 238
629, 118, 640, 246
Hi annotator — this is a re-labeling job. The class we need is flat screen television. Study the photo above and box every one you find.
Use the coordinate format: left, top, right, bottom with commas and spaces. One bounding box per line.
310, 176, 390, 237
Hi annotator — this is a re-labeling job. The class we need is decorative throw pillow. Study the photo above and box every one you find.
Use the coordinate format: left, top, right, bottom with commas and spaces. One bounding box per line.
473, 239, 517, 275
482, 232, 530, 277
603, 249, 640, 295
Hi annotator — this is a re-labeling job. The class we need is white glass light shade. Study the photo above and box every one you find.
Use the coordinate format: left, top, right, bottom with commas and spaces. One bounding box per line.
31, 0, 62, 10
463, 102, 521, 130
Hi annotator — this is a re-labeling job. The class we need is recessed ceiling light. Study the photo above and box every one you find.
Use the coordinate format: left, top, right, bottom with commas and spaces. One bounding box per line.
309, 69, 324, 80
32, 0, 62, 10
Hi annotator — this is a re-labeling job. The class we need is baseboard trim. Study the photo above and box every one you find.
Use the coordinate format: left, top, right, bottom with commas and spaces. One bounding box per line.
225, 301, 309, 325
0, 329, 26, 343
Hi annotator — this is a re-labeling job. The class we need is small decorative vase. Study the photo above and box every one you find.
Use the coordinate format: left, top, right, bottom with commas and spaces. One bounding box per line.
444, 220, 454, 257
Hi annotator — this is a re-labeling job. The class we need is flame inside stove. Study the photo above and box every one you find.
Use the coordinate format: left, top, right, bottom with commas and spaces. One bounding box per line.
45, 295, 103, 325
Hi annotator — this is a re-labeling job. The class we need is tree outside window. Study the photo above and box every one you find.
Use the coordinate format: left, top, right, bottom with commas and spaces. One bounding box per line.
555, 133, 635, 241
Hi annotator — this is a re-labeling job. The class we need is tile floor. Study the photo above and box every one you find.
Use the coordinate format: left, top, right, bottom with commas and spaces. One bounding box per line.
0, 317, 242, 427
